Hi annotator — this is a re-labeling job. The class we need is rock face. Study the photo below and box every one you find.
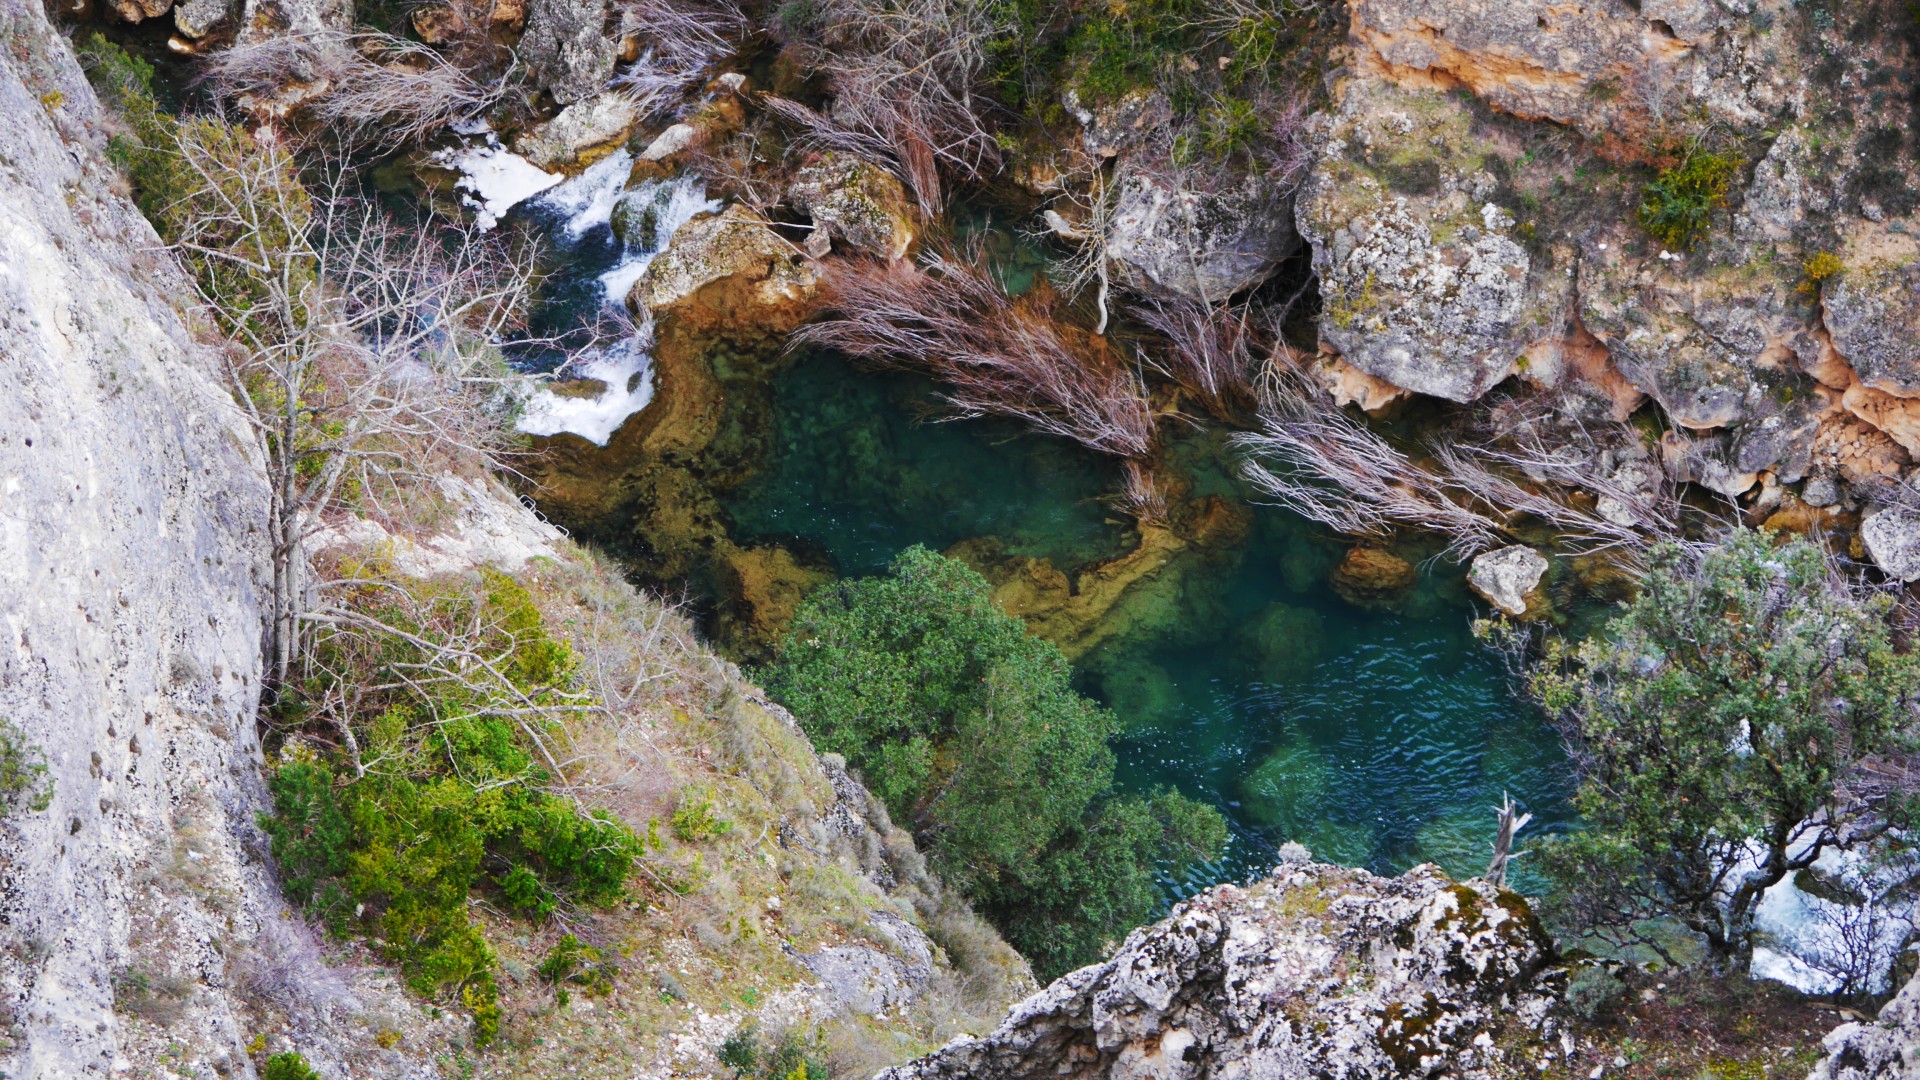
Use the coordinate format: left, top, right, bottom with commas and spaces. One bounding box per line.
1810, 969, 1920, 1080
1296, 79, 1552, 403
787, 153, 917, 260
1106, 170, 1298, 301
1468, 545, 1549, 617
1348, 0, 1785, 145
878, 861, 1563, 1080
520, 0, 616, 104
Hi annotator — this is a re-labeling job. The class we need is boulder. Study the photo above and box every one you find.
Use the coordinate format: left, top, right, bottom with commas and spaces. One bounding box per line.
1297, 81, 1555, 403
787, 153, 916, 260
1468, 545, 1549, 617
633, 204, 817, 323
520, 0, 615, 104
171, 0, 235, 36
1106, 170, 1297, 301
877, 861, 1562, 1080
511, 92, 640, 171
1861, 506, 1920, 583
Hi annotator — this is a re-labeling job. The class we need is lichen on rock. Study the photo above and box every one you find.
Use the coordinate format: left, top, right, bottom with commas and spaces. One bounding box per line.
878, 860, 1564, 1080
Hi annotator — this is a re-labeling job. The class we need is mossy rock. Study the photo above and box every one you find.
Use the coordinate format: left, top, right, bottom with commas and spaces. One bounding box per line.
1234, 601, 1325, 684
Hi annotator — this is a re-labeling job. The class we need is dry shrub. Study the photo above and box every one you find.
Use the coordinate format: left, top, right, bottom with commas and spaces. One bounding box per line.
1129, 293, 1260, 420
774, 0, 1007, 210
797, 250, 1154, 457
1234, 363, 1682, 558
611, 0, 747, 119
201, 31, 501, 150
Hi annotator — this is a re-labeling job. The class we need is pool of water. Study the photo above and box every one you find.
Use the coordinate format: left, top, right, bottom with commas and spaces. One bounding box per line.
724, 350, 1577, 896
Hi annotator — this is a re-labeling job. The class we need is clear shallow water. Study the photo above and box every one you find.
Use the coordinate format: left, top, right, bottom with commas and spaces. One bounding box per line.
725, 350, 1577, 897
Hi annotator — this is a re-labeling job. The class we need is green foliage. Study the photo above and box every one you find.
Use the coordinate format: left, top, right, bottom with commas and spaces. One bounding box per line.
0, 717, 53, 814
1800, 251, 1845, 292
716, 1025, 830, 1080
670, 787, 734, 842
262, 1052, 323, 1080
1637, 149, 1740, 250
537, 933, 616, 997
261, 572, 647, 1042
766, 546, 1227, 978
1528, 530, 1919, 956
1564, 963, 1626, 1021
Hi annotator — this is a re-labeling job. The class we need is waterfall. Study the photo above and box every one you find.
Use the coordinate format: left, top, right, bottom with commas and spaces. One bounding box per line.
512, 168, 722, 446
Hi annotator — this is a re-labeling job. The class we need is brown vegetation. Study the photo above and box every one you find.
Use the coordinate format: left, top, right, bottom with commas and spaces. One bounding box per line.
798, 250, 1154, 458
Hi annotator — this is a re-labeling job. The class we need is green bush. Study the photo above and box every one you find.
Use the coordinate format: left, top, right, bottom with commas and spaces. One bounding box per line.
1564, 963, 1626, 1021
765, 546, 1226, 978
0, 717, 52, 813
717, 1025, 830, 1080
1637, 149, 1740, 250
261, 572, 648, 1043
262, 1052, 323, 1080
1528, 530, 1919, 961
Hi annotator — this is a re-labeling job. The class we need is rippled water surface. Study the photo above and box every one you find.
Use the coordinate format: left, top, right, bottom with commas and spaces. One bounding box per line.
725, 350, 1578, 896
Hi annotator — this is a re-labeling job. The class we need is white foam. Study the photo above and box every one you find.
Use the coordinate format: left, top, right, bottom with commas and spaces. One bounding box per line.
536, 149, 636, 240
515, 331, 656, 447
444, 142, 562, 231
514, 174, 723, 445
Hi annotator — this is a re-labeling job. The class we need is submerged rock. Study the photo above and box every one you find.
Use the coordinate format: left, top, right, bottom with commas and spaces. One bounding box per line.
1468, 545, 1549, 618
878, 861, 1562, 1080
1331, 545, 1418, 610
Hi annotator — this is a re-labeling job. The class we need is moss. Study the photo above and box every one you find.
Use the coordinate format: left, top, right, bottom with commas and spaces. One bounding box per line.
1376, 991, 1448, 1072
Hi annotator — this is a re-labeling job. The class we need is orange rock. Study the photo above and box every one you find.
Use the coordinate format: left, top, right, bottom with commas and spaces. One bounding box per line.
1330, 546, 1418, 610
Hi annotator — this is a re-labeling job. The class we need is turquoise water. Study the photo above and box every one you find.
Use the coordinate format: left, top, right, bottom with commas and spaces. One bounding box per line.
725, 350, 1577, 896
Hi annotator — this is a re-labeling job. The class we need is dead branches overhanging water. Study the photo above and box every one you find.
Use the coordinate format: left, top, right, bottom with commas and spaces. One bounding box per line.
201, 30, 504, 150
1232, 363, 1686, 560
796, 251, 1155, 458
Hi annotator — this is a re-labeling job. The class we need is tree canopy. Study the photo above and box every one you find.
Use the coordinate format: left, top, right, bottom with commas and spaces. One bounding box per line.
1528, 529, 1919, 963
765, 545, 1226, 978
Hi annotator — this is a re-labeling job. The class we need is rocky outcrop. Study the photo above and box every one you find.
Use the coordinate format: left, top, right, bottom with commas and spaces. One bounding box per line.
520, 0, 617, 104
1297, 79, 1555, 403
879, 860, 1564, 1080
788, 153, 917, 260
1810, 969, 1920, 1080
1107, 170, 1298, 301
1860, 506, 1920, 583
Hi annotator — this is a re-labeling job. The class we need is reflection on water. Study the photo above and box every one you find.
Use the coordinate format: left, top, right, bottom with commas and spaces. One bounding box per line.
725, 349, 1576, 898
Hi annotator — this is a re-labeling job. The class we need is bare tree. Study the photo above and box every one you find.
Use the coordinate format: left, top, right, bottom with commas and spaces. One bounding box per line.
159, 125, 537, 692
797, 250, 1154, 458
201, 30, 506, 150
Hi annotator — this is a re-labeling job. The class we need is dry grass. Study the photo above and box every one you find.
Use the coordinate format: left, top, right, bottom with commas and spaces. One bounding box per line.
797, 250, 1154, 458
201, 31, 502, 150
